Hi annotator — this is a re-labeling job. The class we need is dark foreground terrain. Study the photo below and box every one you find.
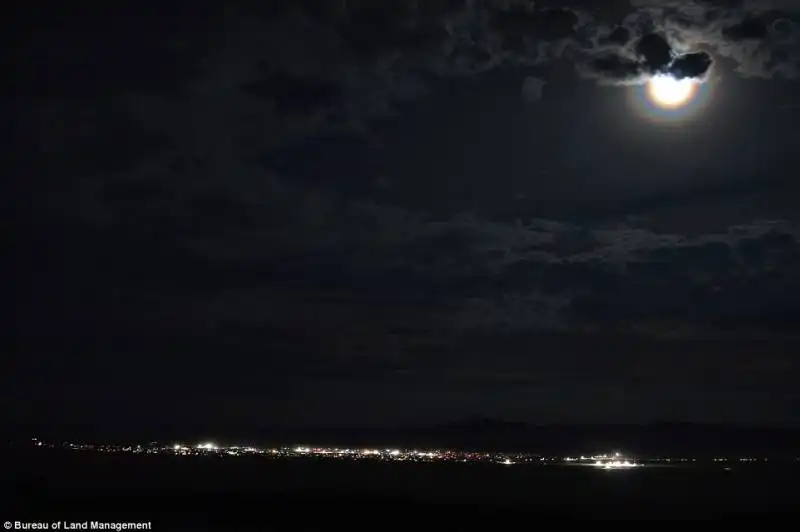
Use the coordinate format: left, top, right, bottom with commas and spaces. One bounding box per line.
3, 449, 800, 527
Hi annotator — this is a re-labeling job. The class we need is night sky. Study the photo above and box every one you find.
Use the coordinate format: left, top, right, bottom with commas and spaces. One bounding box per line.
5, 0, 800, 432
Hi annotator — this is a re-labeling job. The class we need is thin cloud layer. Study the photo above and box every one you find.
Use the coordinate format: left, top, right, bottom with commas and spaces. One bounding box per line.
6, 0, 800, 428
16, 163, 799, 347
9, 0, 800, 345
10, 0, 800, 154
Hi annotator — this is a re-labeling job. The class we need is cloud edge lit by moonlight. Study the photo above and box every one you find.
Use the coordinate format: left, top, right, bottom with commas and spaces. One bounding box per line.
577, 31, 715, 88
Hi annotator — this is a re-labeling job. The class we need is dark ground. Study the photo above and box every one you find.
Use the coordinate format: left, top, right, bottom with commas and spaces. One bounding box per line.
3, 448, 800, 527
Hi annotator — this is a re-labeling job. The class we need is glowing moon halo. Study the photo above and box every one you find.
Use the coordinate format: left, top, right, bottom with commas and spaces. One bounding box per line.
646, 74, 697, 109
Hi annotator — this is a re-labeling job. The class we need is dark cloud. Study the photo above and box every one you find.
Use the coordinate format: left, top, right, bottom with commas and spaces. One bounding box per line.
8, 0, 800, 427
580, 46, 714, 85
582, 55, 647, 83
21, 154, 797, 343
636, 32, 675, 71
11, 2, 800, 333
12, 0, 799, 160
628, 0, 800, 78
722, 16, 771, 41
667, 51, 714, 78
577, 26, 715, 84
604, 26, 633, 46
772, 17, 797, 39
573, 0, 800, 83
521, 75, 546, 102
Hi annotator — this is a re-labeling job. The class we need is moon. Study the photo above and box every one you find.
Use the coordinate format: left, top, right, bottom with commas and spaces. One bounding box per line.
646, 75, 698, 109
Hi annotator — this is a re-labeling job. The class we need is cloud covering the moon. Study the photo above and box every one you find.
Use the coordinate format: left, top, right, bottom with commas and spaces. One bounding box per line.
578, 31, 714, 85
11, 0, 800, 143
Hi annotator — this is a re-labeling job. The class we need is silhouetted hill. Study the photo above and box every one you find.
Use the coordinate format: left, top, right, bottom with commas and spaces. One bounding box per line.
3, 419, 800, 456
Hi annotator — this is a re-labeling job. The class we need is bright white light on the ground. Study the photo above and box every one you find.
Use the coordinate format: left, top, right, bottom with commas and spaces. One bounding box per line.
595, 459, 637, 469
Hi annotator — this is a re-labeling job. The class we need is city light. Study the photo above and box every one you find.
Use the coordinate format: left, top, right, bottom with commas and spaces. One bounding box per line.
595, 460, 636, 469
590, 453, 638, 469
27, 440, 785, 470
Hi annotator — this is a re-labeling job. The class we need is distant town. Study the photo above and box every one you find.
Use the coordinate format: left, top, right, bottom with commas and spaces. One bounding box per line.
26, 439, 798, 469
